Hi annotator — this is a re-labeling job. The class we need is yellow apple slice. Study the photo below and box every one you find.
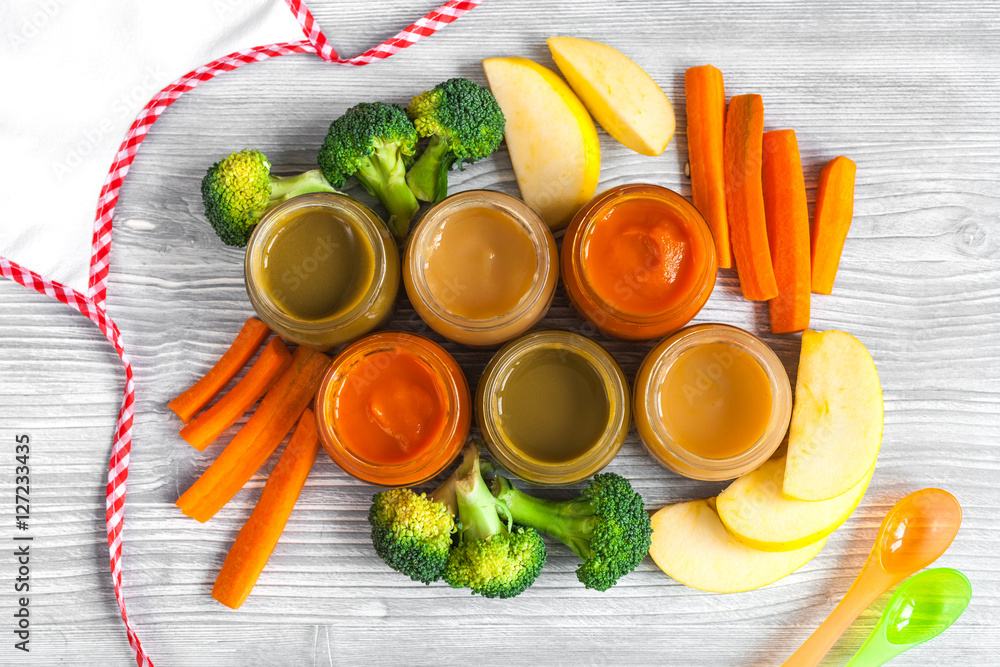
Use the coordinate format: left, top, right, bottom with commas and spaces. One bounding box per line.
717, 456, 874, 552
482, 56, 600, 230
649, 499, 826, 593
783, 330, 884, 501
547, 36, 675, 156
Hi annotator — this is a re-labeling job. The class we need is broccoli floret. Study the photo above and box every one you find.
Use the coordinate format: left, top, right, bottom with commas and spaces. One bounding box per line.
405, 77, 505, 203
318, 102, 420, 237
491, 472, 652, 591
443, 444, 546, 599
200, 148, 338, 247
368, 474, 458, 585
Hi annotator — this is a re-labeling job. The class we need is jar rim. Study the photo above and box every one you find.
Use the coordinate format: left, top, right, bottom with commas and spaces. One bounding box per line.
245, 193, 390, 334
564, 184, 718, 334
405, 190, 556, 335
477, 329, 630, 486
315, 331, 470, 487
637, 323, 792, 480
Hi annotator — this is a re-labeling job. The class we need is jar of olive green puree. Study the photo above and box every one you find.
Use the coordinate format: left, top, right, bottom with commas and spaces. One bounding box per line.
245, 193, 400, 350
476, 330, 630, 485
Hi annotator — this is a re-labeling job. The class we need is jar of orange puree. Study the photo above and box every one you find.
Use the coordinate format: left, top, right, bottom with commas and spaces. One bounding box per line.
562, 184, 718, 340
314, 332, 471, 487
404, 190, 558, 347
634, 324, 792, 481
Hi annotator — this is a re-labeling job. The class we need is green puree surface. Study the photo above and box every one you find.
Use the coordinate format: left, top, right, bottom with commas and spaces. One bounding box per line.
262, 208, 375, 321
497, 347, 610, 464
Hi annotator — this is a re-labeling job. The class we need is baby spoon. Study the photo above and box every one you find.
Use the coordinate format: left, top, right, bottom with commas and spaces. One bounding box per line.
845, 567, 972, 666
782, 488, 963, 667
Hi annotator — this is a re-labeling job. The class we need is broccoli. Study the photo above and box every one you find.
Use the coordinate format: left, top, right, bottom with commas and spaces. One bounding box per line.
200, 148, 338, 247
443, 444, 546, 599
368, 473, 458, 585
318, 102, 420, 238
405, 77, 506, 203
491, 472, 653, 591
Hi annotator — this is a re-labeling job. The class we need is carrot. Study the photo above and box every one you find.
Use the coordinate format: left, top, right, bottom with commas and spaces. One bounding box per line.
176, 346, 330, 523
179, 338, 293, 451
168, 318, 271, 424
724, 93, 778, 301
762, 129, 811, 334
811, 156, 857, 294
212, 408, 320, 610
685, 65, 731, 268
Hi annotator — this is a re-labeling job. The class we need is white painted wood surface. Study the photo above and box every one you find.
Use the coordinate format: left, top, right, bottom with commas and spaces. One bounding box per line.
2, 1, 998, 664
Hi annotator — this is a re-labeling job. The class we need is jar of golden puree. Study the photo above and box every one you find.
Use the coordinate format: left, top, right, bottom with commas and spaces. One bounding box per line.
404, 190, 558, 347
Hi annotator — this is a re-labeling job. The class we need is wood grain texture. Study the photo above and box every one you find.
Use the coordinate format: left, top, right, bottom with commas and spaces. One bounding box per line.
2, 1, 999, 665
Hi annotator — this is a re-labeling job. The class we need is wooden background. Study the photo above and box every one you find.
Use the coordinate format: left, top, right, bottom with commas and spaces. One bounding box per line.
1, 1, 998, 664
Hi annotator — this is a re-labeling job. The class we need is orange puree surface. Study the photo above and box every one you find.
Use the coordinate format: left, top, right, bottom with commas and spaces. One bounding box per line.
582, 198, 703, 317
659, 342, 772, 459
335, 351, 448, 465
424, 206, 536, 320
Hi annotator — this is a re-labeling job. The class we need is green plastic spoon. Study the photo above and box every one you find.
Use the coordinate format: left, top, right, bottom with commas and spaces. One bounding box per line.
845, 568, 972, 666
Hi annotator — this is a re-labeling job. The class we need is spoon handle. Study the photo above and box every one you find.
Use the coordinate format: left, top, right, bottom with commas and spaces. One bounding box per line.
782, 562, 896, 667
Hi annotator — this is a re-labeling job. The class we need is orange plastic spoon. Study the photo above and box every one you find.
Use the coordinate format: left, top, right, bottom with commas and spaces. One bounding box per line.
782, 488, 962, 667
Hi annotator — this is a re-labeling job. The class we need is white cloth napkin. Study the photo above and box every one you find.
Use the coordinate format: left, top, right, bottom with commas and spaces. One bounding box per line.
0, 0, 306, 294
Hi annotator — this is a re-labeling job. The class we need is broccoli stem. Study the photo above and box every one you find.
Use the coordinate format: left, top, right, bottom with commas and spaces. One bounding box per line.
428, 470, 458, 517
492, 477, 597, 560
454, 446, 511, 543
355, 143, 420, 238
406, 135, 454, 204
268, 169, 338, 205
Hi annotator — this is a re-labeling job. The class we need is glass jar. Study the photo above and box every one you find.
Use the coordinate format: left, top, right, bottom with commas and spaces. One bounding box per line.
634, 323, 792, 481
314, 332, 470, 487
245, 193, 400, 350
562, 184, 718, 340
476, 330, 630, 485
404, 190, 558, 347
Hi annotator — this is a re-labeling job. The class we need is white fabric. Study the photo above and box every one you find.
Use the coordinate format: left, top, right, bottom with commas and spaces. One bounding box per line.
0, 0, 306, 293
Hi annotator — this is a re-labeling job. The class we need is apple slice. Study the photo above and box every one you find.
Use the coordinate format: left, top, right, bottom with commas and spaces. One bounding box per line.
717, 456, 874, 552
783, 330, 883, 501
482, 57, 600, 230
649, 499, 826, 593
548, 37, 675, 156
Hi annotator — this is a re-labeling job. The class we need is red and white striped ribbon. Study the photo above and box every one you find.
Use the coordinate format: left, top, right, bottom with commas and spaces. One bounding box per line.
3, 1, 481, 665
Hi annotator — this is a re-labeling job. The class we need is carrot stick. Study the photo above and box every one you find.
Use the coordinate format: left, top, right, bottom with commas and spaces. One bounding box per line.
811, 156, 857, 294
179, 338, 293, 451
176, 346, 330, 523
762, 129, 811, 334
212, 408, 320, 610
168, 318, 271, 424
724, 94, 778, 301
685, 65, 731, 268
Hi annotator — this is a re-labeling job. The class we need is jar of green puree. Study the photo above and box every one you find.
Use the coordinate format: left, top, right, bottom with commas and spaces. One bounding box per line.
476, 330, 630, 485
244, 193, 400, 350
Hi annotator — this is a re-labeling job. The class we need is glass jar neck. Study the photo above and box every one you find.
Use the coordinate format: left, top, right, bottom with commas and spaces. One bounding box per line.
570, 184, 717, 327
245, 193, 389, 333
315, 331, 469, 487
641, 324, 792, 480
478, 330, 629, 486
407, 190, 554, 334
